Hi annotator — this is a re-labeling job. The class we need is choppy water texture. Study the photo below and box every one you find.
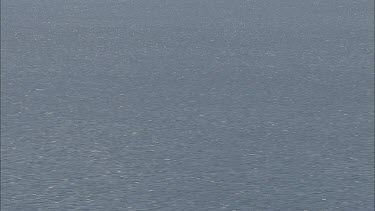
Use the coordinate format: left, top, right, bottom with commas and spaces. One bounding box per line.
1, 0, 374, 210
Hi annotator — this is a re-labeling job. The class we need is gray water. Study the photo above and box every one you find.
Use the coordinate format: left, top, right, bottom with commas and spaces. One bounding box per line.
1, 0, 374, 210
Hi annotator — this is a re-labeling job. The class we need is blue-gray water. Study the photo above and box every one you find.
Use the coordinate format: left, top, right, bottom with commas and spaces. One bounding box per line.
1, 0, 374, 210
